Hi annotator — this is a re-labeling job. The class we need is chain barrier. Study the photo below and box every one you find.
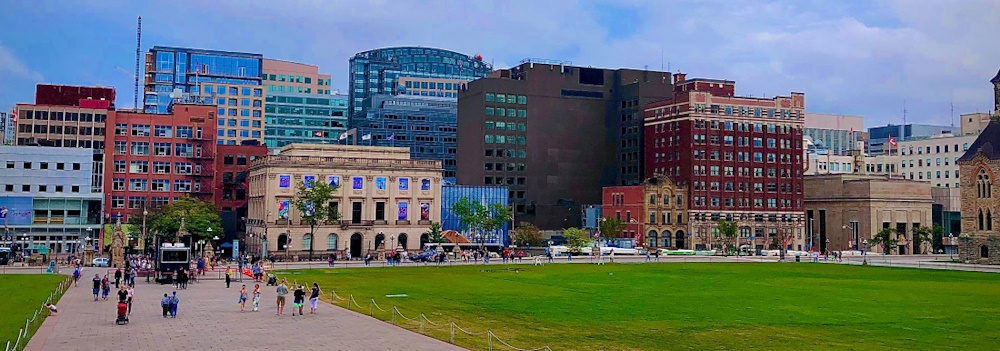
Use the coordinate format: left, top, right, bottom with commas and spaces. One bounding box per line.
5, 277, 70, 351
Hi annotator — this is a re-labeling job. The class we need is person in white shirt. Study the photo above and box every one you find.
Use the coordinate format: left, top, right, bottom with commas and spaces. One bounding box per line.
126, 285, 135, 314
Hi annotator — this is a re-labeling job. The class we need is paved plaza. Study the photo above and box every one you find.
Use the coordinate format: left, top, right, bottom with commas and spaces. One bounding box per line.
24, 268, 465, 351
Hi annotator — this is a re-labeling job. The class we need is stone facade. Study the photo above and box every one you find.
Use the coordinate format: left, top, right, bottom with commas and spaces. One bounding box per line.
642, 175, 689, 249
958, 152, 1000, 263
246, 144, 442, 260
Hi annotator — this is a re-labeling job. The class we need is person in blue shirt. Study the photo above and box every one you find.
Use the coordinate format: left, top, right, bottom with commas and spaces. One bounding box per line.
168, 291, 179, 318
72, 267, 81, 287
160, 293, 170, 318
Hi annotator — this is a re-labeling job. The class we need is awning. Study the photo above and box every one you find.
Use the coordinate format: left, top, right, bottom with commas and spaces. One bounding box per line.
219, 242, 233, 248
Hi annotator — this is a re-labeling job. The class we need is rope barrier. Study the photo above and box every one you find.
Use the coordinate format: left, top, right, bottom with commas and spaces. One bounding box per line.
393, 306, 417, 321
370, 299, 389, 313
488, 330, 553, 351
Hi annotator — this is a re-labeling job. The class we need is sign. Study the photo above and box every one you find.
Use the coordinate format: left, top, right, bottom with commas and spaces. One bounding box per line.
399, 177, 409, 190
420, 202, 430, 221
328, 175, 340, 188
0, 197, 33, 225
232, 239, 239, 260
420, 179, 431, 191
279, 175, 291, 188
397, 202, 408, 220
352, 177, 364, 190
278, 200, 290, 220
303, 175, 316, 188
375, 177, 386, 190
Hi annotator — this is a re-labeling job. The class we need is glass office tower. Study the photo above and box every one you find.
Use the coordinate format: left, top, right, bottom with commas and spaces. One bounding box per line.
264, 92, 349, 149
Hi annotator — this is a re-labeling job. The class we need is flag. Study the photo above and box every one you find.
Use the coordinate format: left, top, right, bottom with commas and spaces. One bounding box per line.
339, 133, 347, 140
386, 134, 394, 141
313, 131, 323, 137
11, 108, 16, 123
361, 134, 372, 141
888, 136, 897, 147
849, 128, 853, 136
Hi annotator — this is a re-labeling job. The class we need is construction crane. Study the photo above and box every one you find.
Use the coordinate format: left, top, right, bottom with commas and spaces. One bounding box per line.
115, 66, 134, 79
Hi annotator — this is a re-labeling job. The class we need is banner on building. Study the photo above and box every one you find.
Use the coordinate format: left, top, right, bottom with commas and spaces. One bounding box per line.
397, 202, 408, 220
0, 197, 33, 226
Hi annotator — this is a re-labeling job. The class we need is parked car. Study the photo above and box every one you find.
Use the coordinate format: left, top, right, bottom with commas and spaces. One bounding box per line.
92, 257, 109, 267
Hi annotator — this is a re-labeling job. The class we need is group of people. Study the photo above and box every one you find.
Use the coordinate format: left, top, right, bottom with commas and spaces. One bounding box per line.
500, 248, 527, 263
160, 291, 180, 318
271, 279, 322, 316
459, 249, 493, 264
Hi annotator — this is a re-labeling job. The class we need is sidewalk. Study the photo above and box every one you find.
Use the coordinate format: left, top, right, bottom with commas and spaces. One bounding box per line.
25, 267, 465, 351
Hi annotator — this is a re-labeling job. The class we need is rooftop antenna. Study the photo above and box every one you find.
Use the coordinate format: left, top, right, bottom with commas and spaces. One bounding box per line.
950, 99, 955, 127
133, 16, 141, 111
660, 49, 664, 71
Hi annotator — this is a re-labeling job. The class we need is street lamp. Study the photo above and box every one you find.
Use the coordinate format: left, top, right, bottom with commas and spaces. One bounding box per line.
142, 209, 148, 252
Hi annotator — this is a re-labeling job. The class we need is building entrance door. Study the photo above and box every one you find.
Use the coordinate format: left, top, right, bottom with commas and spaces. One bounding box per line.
350, 233, 362, 258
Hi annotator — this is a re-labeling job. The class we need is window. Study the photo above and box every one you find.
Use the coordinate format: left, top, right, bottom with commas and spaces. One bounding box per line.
129, 179, 148, 191
111, 196, 125, 209
129, 161, 148, 173
112, 178, 125, 191
173, 179, 192, 192
131, 142, 149, 156
131, 124, 150, 136
128, 196, 146, 209
152, 179, 169, 192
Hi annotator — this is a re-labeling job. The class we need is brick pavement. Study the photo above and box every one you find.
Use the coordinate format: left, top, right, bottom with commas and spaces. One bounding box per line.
25, 268, 465, 351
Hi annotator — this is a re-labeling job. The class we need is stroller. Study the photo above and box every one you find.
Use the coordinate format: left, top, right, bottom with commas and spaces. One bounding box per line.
266, 273, 277, 286
115, 302, 129, 325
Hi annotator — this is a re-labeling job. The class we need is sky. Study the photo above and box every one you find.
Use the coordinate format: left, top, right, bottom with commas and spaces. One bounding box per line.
1, 0, 998, 128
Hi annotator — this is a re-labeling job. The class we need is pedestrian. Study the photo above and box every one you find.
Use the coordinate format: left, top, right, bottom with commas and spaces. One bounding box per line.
225, 266, 232, 288
252, 284, 261, 312
292, 285, 306, 316
654, 249, 660, 262
645, 250, 651, 262
116, 285, 128, 304
239, 284, 248, 312
168, 291, 179, 318
45, 303, 58, 314
548, 250, 554, 263
91, 274, 101, 301
73, 267, 82, 287
309, 283, 321, 314
126, 285, 135, 314
114, 268, 122, 288
275, 279, 288, 315
129, 267, 137, 286
160, 293, 170, 318
101, 275, 111, 300
123, 269, 132, 288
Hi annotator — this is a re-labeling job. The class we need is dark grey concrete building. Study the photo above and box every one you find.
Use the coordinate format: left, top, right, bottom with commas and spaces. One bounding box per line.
456, 60, 672, 230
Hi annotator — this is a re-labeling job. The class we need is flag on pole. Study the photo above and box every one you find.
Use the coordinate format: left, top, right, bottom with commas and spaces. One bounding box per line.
386, 134, 394, 141
361, 134, 372, 141
888, 136, 897, 147
339, 132, 347, 140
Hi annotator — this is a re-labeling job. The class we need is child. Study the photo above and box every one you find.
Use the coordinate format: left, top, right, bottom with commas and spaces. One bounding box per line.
238, 284, 248, 312
168, 291, 179, 318
160, 293, 170, 318
45, 303, 58, 314
292, 285, 305, 316
101, 275, 111, 300
252, 284, 261, 312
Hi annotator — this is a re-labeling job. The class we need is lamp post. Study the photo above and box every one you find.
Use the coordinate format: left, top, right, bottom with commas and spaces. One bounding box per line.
141, 208, 148, 253
825, 238, 831, 260
948, 233, 954, 260
22, 233, 29, 262
808, 218, 815, 252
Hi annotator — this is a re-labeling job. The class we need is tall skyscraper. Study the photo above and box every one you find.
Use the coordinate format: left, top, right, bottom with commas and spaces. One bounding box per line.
348, 46, 492, 115
143, 46, 264, 145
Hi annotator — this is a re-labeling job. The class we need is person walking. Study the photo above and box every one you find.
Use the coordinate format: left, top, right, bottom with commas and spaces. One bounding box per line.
101, 275, 111, 300
126, 285, 135, 314
309, 283, 321, 314
225, 266, 233, 288
91, 274, 101, 301
547, 250, 554, 263
128, 267, 138, 286
160, 293, 170, 318
238, 284, 248, 312
168, 291, 179, 318
275, 279, 288, 315
252, 284, 261, 312
73, 267, 82, 287
114, 268, 122, 288
292, 285, 306, 316
123, 269, 132, 289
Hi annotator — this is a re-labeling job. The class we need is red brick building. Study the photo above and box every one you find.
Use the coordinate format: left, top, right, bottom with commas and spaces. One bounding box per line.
601, 186, 644, 243
643, 74, 806, 251
214, 144, 267, 216
103, 103, 219, 223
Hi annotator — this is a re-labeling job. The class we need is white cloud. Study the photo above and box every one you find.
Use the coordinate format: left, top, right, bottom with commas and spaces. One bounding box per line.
0, 41, 43, 82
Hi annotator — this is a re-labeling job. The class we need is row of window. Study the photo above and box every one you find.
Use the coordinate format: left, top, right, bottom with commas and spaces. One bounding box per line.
482, 146, 527, 159
671, 104, 801, 120
693, 180, 802, 193
16, 110, 108, 122
264, 74, 330, 86
651, 166, 803, 179
110, 178, 200, 192
485, 93, 527, 104
218, 119, 263, 128
484, 134, 527, 146
112, 161, 200, 175
17, 124, 105, 136
2, 184, 83, 193
678, 150, 800, 164
485, 121, 526, 131
217, 129, 262, 139
202, 85, 263, 97
114, 142, 199, 157
16, 138, 104, 149
485, 107, 527, 118
110, 195, 174, 210
113, 124, 196, 138
267, 85, 329, 94
905, 170, 960, 180
403, 81, 461, 90
484, 162, 527, 172
400, 90, 457, 98
215, 108, 262, 118
483, 176, 526, 186
648, 211, 685, 225
648, 193, 684, 206
692, 196, 801, 209
902, 158, 955, 168
4, 161, 82, 170
900, 143, 969, 156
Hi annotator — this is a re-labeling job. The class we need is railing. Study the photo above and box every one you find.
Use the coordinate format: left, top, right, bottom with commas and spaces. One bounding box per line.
5, 277, 71, 351
277, 275, 553, 351
339, 220, 374, 227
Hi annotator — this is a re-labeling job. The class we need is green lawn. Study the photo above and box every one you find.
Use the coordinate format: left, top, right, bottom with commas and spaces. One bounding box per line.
0, 274, 67, 346
278, 263, 1000, 351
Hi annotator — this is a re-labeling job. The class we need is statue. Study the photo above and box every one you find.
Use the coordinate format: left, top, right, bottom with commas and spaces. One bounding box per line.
110, 218, 126, 268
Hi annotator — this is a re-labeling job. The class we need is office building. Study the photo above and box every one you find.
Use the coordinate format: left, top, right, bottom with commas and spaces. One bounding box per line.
263, 92, 349, 149
897, 133, 978, 188
961, 112, 992, 136
932, 187, 962, 252
246, 144, 442, 259
351, 95, 458, 181
1, 145, 103, 254
441, 185, 509, 246
805, 139, 898, 176
348, 46, 492, 115
601, 175, 688, 249
644, 74, 807, 251
144, 46, 264, 145
456, 61, 671, 230
103, 102, 219, 223
958, 117, 1000, 262
804, 174, 932, 254
1, 110, 13, 145
804, 113, 864, 155
262, 59, 333, 95
397, 76, 469, 98
867, 123, 960, 155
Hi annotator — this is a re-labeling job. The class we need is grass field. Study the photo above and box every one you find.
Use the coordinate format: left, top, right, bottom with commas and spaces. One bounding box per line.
278, 263, 1000, 351
0, 274, 67, 346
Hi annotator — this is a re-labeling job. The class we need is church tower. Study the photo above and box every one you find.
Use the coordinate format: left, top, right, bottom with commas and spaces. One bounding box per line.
992, 68, 1000, 115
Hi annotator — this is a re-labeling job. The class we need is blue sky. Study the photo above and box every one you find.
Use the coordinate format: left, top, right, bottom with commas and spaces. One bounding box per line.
1, 0, 998, 127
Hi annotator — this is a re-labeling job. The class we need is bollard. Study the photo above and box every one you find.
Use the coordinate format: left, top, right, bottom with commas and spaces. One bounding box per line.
450, 322, 455, 344
369, 302, 374, 316
488, 330, 493, 351
420, 317, 424, 334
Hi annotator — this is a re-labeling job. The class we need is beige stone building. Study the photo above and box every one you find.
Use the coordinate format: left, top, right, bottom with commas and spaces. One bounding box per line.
804, 174, 932, 254
246, 144, 442, 260
957, 117, 1000, 262
642, 175, 689, 249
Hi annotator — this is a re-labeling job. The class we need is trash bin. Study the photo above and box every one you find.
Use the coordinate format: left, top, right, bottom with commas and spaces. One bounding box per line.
795, 255, 800, 262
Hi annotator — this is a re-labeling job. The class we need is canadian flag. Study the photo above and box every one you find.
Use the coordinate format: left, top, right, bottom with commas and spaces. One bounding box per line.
888, 136, 897, 147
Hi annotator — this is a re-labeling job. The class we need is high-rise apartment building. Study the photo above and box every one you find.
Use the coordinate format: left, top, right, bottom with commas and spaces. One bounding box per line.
348, 46, 492, 115
456, 62, 669, 229
262, 59, 333, 95
263, 92, 349, 149
103, 102, 219, 223
644, 74, 807, 251
351, 95, 458, 182
144, 46, 264, 145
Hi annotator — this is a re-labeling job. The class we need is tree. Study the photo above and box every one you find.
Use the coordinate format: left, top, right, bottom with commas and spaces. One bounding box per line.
563, 227, 589, 254
598, 217, 627, 242
426, 222, 447, 244
451, 197, 510, 244
140, 197, 222, 242
912, 225, 933, 254
292, 179, 339, 259
512, 222, 544, 247
870, 227, 899, 255
930, 224, 945, 253
715, 219, 738, 256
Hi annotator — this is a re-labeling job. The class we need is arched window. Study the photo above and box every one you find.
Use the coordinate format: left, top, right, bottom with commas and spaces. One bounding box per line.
327, 234, 338, 250
977, 169, 992, 198
978, 209, 984, 231
302, 234, 313, 251
647, 230, 658, 248
988, 210, 994, 231
398, 233, 408, 250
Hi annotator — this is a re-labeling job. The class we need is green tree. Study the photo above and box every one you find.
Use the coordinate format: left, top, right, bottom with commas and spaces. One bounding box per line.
930, 224, 945, 253
140, 197, 222, 242
512, 222, 544, 247
426, 222, 447, 244
911, 225, 933, 254
292, 178, 339, 259
870, 227, 899, 255
451, 197, 511, 244
715, 219, 739, 256
599, 217, 627, 241
563, 227, 589, 254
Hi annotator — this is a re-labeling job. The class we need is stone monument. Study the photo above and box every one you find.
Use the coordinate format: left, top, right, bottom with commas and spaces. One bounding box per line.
110, 218, 126, 268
